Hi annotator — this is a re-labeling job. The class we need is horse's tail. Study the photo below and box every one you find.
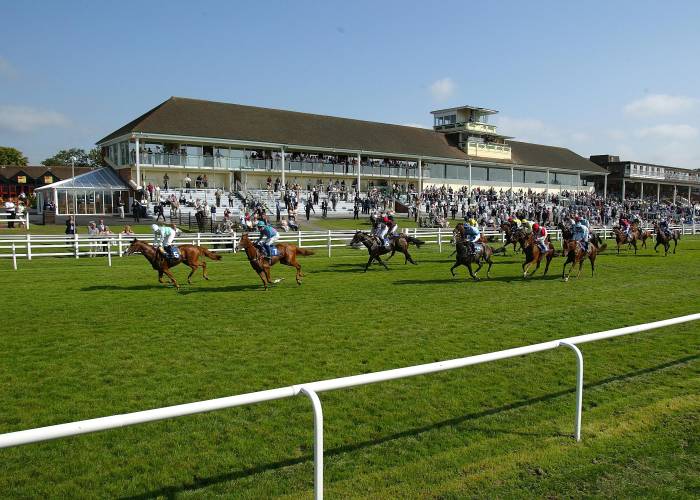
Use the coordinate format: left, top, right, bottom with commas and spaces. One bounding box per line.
492, 246, 507, 255
405, 235, 425, 247
296, 247, 315, 256
202, 248, 222, 260
597, 243, 608, 253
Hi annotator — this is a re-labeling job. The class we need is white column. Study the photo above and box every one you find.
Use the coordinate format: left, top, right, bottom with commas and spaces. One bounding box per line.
688, 185, 692, 206
603, 174, 608, 200
468, 162, 472, 191
280, 146, 286, 188
418, 158, 423, 192
657, 182, 660, 202
546, 169, 550, 193
673, 185, 677, 204
510, 167, 514, 192
357, 152, 361, 193
135, 137, 141, 189
640, 181, 644, 201
577, 172, 581, 192
53, 188, 59, 215
622, 179, 625, 200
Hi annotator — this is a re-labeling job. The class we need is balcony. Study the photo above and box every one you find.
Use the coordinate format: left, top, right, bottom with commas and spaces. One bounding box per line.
627, 167, 700, 184
465, 142, 512, 160
434, 121, 498, 134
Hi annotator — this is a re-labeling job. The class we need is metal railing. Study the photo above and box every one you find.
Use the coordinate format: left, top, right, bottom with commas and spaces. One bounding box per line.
1, 225, 699, 270
0, 314, 697, 499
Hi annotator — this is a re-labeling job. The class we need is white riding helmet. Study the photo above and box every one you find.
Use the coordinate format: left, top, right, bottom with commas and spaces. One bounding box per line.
151, 223, 160, 231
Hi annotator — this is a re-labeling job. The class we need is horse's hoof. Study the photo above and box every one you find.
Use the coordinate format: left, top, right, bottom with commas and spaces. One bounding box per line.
563, 277, 569, 282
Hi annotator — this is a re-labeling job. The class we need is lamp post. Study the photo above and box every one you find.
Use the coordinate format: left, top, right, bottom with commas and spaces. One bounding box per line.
70, 156, 76, 182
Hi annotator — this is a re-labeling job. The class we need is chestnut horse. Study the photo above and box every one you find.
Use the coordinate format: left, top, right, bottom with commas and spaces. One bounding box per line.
561, 238, 606, 281
613, 226, 639, 255
124, 239, 221, 290
238, 232, 314, 289
499, 223, 527, 254
522, 233, 556, 278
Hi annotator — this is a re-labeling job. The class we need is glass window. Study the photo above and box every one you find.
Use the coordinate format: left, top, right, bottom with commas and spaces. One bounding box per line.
471, 166, 487, 181
58, 191, 67, 214
488, 167, 511, 182
104, 191, 113, 214
554, 172, 578, 186
87, 191, 96, 213
446, 164, 463, 179
95, 191, 103, 213
524, 170, 547, 184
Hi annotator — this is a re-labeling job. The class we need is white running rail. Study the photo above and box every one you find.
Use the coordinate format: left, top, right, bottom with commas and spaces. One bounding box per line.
0, 314, 698, 499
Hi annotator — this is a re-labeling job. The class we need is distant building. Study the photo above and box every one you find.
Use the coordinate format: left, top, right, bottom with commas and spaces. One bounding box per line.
590, 155, 699, 203
96, 97, 608, 195
0, 165, 91, 199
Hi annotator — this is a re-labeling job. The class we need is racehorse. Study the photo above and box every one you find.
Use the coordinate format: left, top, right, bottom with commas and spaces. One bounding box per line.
238, 232, 314, 289
450, 237, 502, 281
124, 239, 221, 290
634, 224, 653, 249
561, 237, 606, 282
612, 226, 639, 255
449, 223, 488, 256
653, 223, 681, 256
349, 231, 423, 271
522, 233, 556, 278
499, 223, 527, 254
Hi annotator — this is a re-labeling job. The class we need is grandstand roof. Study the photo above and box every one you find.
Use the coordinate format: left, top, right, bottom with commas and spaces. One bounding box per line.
97, 97, 608, 174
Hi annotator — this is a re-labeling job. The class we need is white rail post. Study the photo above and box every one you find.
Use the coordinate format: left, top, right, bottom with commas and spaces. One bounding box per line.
26, 212, 30, 230
559, 341, 584, 441
74, 233, 80, 259
12, 242, 17, 270
196, 233, 201, 246
26, 233, 32, 261
107, 240, 112, 267
327, 230, 332, 258
300, 387, 324, 500
118, 233, 123, 257
297, 230, 302, 247
438, 228, 442, 253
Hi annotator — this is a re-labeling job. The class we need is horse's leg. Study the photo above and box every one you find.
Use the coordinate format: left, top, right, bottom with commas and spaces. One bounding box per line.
158, 270, 165, 284
562, 254, 573, 280
673, 237, 678, 254
187, 263, 197, 284
473, 260, 483, 281
466, 261, 477, 281
654, 240, 660, 253
201, 258, 209, 280
258, 270, 268, 290
450, 261, 461, 277
486, 258, 493, 278
543, 252, 553, 276
405, 249, 417, 265
364, 254, 374, 272
632, 240, 638, 254
163, 268, 179, 290
589, 254, 596, 277
377, 255, 389, 270
290, 256, 302, 285
576, 256, 584, 278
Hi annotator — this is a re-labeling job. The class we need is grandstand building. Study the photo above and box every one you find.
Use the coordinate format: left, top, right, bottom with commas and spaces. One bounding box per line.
96, 97, 608, 196
590, 155, 700, 204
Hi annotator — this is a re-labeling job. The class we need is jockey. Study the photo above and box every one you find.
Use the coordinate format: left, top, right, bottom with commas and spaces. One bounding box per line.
520, 218, 533, 235
619, 215, 631, 238
573, 216, 590, 253
255, 220, 279, 261
631, 213, 642, 228
463, 218, 481, 253
509, 216, 521, 232
532, 223, 548, 253
152, 223, 179, 258
373, 217, 390, 247
386, 213, 398, 238
659, 218, 671, 237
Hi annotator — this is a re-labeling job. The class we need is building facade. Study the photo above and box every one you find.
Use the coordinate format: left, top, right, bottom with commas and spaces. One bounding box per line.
590, 155, 700, 204
96, 97, 608, 196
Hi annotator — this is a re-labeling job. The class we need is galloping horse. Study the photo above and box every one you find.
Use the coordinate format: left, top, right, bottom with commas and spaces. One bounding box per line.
499, 223, 528, 254
612, 226, 639, 255
450, 237, 502, 281
653, 223, 681, 256
124, 239, 221, 290
522, 233, 556, 278
349, 231, 423, 271
634, 224, 653, 249
238, 232, 314, 289
450, 223, 488, 256
561, 237, 606, 281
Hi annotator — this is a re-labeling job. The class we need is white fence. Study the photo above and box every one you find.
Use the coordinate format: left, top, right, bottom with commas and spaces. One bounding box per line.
1, 225, 698, 270
0, 314, 697, 499
0, 212, 29, 230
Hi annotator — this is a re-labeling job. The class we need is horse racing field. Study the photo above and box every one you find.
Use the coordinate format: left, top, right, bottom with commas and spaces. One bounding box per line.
2, 235, 699, 498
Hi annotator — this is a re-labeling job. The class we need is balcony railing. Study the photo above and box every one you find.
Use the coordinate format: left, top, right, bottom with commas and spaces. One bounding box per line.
628, 169, 700, 183
132, 154, 420, 178
434, 121, 498, 134
465, 142, 512, 159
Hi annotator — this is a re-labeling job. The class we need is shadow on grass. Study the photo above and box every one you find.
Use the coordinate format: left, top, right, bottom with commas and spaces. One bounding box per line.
81, 284, 169, 291
81, 283, 264, 293
393, 273, 562, 285
120, 353, 698, 500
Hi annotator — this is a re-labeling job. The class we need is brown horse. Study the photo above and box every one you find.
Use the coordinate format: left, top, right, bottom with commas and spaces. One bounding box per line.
561, 238, 606, 281
124, 239, 221, 290
450, 223, 488, 256
613, 226, 639, 255
499, 223, 527, 254
238, 232, 314, 289
634, 224, 653, 249
450, 237, 502, 281
522, 233, 556, 278
349, 231, 422, 271
653, 223, 681, 256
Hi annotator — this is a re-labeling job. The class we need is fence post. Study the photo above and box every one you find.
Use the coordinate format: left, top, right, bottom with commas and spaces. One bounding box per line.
74, 233, 80, 259
12, 242, 17, 270
26, 233, 32, 261
26, 212, 30, 230
559, 341, 584, 441
197, 233, 201, 246
118, 233, 123, 257
107, 240, 112, 267
300, 387, 324, 500
437, 228, 442, 253
327, 230, 332, 257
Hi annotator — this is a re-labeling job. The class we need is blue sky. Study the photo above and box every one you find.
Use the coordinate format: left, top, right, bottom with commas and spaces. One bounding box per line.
2, 0, 699, 167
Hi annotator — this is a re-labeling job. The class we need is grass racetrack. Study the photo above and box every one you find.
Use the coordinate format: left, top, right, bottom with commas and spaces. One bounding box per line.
1, 233, 699, 498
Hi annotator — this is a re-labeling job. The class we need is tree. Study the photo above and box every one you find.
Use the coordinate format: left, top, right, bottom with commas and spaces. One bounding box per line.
41, 147, 107, 168
88, 147, 107, 168
0, 146, 28, 166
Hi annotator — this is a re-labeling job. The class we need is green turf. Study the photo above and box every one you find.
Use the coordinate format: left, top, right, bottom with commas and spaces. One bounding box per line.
1, 235, 698, 498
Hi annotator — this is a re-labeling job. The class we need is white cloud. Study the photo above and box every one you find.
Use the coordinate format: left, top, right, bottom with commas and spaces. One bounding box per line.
0, 56, 17, 78
429, 77, 455, 101
402, 122, 430, 129
0, 105, 70, 133
624, 94, 697, 116
636, 124, 699, 140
